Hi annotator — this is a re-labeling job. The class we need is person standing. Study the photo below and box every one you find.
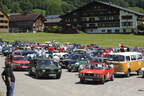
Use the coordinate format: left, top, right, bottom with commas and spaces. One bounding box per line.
1, 64, 15, 96
53, 55, 60, 66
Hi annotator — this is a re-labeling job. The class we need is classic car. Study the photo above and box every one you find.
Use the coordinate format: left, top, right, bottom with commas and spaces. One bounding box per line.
5, 54, 30, 70
60, 53, 91, 69
28, 59, 62, 79
79, 63, 114, 84
2, 47, 12, 56
67, 59, 88, 72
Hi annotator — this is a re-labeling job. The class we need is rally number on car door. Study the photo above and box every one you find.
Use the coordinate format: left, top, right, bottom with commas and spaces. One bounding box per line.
107, 72, 110, 79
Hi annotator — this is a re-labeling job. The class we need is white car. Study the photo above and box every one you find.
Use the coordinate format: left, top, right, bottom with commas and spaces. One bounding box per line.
53, 52, 68, 58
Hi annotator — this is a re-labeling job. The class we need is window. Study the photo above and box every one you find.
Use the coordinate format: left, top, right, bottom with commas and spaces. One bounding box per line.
137, 55, 142, 60
82, 18, 87, 21
0, 26, 8, 28
115, 29, 120, 33
89, 24, 95, 27
89, 18, 95, 21
0, 15, 4, 18
102, 30, 105, 32
122, 15, 132, 19
126, 56, 130, 61
108, 55, 125, 62
122, 22, 133, 26
131, 55, 136, 60
105, 16, 113, 20
0, 20, 8, 23
95, 17, 99, 21
107, 29, 112, 33
73, 18, 77, 22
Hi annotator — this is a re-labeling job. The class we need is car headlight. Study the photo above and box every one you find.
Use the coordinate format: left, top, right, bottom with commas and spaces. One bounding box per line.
75, 62, 79, 65
58, 69, 62, 72
94, 74, 100, 78
11, 63, 16, 66
80, 73, 84, 76
42, 70, 46, 72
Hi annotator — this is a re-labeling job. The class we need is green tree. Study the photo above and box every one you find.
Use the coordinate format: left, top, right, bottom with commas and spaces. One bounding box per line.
138, 23, 144, 31
2, 5, 11, 13
61, 2, 76, 13
32, 9, 46, 16
11, 2, 23, 13
19, 0, 33, 14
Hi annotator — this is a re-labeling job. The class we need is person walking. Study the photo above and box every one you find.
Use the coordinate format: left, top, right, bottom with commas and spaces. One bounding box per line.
1, 64, 15, 96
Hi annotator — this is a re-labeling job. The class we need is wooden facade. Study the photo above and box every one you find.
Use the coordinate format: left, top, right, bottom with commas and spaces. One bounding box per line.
60, 1, 144, 33
9, 13, 45, 33
0, 9, 9, 33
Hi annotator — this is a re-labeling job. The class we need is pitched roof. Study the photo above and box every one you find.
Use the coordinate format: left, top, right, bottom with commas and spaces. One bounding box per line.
46, 15, 60, 19
102, 1, 144, 16
9, 13, 45, 22
45, 15, 61, 23
0, 8, 9, 19
61, 1, 144, 17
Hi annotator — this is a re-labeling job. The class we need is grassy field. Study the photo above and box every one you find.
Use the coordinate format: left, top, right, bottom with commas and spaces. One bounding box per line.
0, 32, 144, 48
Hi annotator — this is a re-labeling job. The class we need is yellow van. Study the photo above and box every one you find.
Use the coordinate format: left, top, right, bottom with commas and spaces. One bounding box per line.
107, 52, 144, 77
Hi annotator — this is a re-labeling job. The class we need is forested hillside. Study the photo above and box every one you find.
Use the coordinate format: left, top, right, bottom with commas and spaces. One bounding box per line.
1, 0, 144, 16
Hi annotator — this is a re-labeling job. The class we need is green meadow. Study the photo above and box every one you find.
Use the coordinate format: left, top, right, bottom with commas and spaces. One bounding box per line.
0, 33, 144, 48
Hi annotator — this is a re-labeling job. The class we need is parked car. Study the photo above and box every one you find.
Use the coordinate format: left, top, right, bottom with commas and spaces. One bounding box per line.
79, 63, 114, 84
2, 47, 12, 56
107, 52, 144, 77
60, 53, 91, 68
28, 59, 62, 79
67, 59, 88, 72
5, 54, 30, 70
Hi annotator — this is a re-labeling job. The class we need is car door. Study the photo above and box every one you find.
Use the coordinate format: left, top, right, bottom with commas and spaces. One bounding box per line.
105, 65, 112, 80
31, 61, 37, 74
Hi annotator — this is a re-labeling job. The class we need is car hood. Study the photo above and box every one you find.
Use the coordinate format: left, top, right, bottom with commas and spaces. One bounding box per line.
13, 60, 30, 64
80, 69, 105, 74
36, 66, 60, 70
63, 59, 77, 64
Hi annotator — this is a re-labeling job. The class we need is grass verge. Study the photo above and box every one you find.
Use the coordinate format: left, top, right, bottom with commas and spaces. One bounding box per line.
0, 32, 144, 48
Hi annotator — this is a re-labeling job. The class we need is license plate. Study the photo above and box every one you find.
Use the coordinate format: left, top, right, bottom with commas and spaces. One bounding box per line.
85, 78, 93, 81
22, 66, 28, 68
49, 74, 56, 77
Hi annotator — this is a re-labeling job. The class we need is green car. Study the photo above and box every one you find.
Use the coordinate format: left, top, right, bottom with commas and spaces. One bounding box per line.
67, 60, 88, 72
29, 58, 62, 79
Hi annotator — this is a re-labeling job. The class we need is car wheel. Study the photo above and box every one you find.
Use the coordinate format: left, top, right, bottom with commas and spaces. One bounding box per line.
29, 70, 32, 76
35, 74, 40, 79
80, 79, 84, 83
125, 70, 130, 77
101, 76, 105, 84
110, 74, 114, 81
136, 69, 141, 75
68, 65, 72, 72
56, 74, 61, 79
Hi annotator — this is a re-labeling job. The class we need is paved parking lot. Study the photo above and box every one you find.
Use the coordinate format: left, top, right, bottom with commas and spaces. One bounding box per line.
1, 56, 144, 96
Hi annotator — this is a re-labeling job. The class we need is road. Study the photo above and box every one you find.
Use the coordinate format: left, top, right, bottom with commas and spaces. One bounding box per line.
0, 56, 144, 96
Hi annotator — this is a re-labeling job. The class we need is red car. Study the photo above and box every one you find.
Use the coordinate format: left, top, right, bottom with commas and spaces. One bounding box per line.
5, 54, 30, 70
79, 63, 114, 84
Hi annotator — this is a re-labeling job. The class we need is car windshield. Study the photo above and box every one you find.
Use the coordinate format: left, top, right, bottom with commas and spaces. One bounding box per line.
13, 57, 27, 60
71, 55, 79, 60
108, 55, 125, 62
37, 60, 56, 67
85, 63, 104, 70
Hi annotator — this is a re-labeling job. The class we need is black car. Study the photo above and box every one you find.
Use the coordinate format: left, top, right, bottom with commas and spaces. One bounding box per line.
29, 59, 62, 79
60, 53, 91, 69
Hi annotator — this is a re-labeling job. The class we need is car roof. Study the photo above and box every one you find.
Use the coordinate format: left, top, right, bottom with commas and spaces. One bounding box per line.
12, 54, 24, 57
109, 52, 142, 56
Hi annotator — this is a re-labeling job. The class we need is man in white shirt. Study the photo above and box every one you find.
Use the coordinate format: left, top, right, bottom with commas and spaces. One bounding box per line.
53, 55, 60, 66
